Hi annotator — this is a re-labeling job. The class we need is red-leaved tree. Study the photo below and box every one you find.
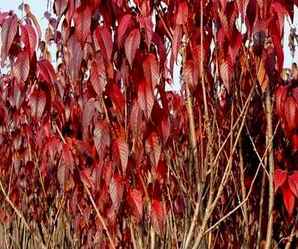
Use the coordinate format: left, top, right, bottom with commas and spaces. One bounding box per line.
1, 0, 298, 248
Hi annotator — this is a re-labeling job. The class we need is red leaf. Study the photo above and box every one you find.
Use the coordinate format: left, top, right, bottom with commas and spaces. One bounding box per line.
58, 144, 74, 190
74, 5, 91, 45
288, 172, 298, 198
109, 175, 123, 210
143, 53, 159, 90
138, 80, 154, 120
21, 24, 38, 58
291, 134, 298, 152
13, 51, 30, 83
117, 14, 133, 47
0, 12, 9, 26
116, 136, 129, 175
93, 122, 110, 159
151, 199, 166, 234
1, 14, 18, 66
274, 169, 287, 192
282, 183, 295, 216
125, 28, 140, 67
37, 59, 56, 85
219, 58, 232, 92
54, 0, 68, 17
285, 96, 298, 132
28, 90, 46, 119
82, 98, 97, 139
93, 26, 113, 61
67, 35, 82, 82
275, 86, 288, 117
90, 59, 107, 96
228, 31, 242, 66
127, 188, 143, 222
129, 100, 142, 135
176, 1, 189, 25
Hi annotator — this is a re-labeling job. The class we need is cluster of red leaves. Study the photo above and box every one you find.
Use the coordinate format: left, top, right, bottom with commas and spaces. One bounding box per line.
274, 169, 298, 216
275, 84, 298, 216
276, 85, 298, 150
0, 0, 298, 248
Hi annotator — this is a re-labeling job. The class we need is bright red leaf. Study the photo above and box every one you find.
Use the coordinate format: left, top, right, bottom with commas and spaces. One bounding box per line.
288, 172, 298, 198
274, 169, 287, 192
282, 183, 295, 216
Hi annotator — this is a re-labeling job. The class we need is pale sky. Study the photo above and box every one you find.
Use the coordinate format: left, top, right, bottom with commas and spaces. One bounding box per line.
0, 1, 297, 71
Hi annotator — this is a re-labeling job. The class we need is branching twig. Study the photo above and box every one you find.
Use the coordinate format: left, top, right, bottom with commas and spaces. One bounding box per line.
264, 89, 275, 249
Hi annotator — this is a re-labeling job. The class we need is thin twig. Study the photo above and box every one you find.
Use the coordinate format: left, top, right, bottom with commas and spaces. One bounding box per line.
264, 89, 275, 249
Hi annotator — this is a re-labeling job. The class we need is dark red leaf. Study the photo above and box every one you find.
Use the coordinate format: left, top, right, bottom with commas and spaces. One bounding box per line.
125, 28, 140, 67
228, 31, 242, 65
274, 169, 287, 192
139, 16, 153, 47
